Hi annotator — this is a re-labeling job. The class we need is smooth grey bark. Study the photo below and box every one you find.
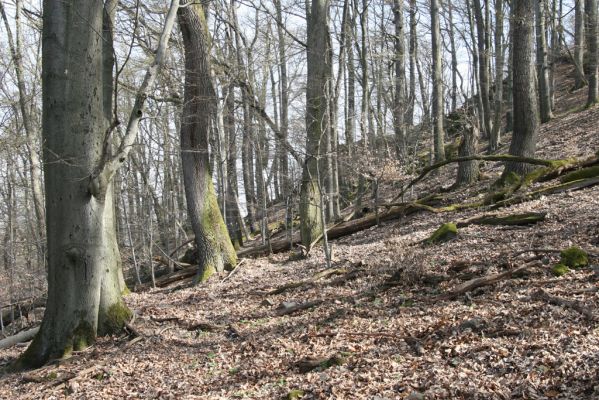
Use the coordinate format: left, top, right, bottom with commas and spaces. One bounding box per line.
406, 0, 417, 127
431, 0, 445, 163
300, 0, 331, 246
447, 0, 458, 112
536, 0, 554, 122
345, 0, 356, 155
505, 0, 540, 176
16, 0, 134, 369
177, 2, 237, 282
224, 84, 244, 247
359, 0, 370, 149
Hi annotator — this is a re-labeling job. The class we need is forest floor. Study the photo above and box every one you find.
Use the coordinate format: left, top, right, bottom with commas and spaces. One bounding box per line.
1, 64, 599, 399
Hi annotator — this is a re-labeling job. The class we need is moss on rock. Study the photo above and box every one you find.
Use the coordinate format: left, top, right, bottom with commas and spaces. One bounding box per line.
551, 263, 570, 277
427, 223, 458, 244
560, 246, 588, 269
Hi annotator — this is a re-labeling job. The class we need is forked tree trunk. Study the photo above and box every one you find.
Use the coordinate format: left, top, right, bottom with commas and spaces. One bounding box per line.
178, 2, 237, 282
16, 0, 131, 369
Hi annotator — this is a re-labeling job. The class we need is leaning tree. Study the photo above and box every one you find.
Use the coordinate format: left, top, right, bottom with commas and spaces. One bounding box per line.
177, 1, 237, 282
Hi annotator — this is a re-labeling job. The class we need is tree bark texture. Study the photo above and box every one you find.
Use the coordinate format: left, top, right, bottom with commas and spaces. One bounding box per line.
17, 0, 131, 369
300, 0, 331, 246
505, 0, 540, 176
178, 3, 237, 282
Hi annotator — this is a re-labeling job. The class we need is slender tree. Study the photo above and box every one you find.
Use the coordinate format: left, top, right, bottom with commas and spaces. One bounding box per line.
586, 0, 599, 105
300, 0, 331, 247
536, 0, 554, 121
505, 0, 540, 176
393, 0, 406, 158
431, 0, 445, 163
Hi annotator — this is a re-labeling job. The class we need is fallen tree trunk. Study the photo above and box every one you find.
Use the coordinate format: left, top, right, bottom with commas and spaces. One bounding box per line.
491, 177, 599, 210
456, 212, 546, 228
434, 260, 542, 301
0, 327, 39, 350
238, 201, 439, 258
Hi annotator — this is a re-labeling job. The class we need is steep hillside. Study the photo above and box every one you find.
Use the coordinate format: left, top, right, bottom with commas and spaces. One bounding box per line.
1, 65, 598, 400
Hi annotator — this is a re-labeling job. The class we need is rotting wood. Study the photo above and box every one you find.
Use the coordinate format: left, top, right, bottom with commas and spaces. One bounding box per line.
434, 260, 543, 301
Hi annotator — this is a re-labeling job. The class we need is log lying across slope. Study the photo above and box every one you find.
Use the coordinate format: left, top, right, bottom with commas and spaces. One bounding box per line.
238, 200, 442, 258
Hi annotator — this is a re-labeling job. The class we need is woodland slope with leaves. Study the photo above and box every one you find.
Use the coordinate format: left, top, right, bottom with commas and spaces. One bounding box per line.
0, 61, 598, 399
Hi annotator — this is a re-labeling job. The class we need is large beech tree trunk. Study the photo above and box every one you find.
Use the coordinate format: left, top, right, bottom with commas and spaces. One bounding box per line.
178, 2, 237, 282
16, 0, 131, 369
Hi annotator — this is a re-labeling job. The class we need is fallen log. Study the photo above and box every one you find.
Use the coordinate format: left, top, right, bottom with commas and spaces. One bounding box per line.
456, 212, 546, 228
0, 327, 39, 350
434, 260, 542, 301
239, 199, 441, 258
491, 176, 599, 210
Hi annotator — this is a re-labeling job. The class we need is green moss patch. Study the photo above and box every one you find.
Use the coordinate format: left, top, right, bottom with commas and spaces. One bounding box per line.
551, 263, 570, 277
427, 223, 458, 244
101, 302, 132, 335
559, 246, 588, 269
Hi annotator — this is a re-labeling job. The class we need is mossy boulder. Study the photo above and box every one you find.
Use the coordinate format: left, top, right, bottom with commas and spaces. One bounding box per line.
559, 246, 588, 269
560, 165, 599, 183
427, 223, 458, 244
551, 263, 570, 277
